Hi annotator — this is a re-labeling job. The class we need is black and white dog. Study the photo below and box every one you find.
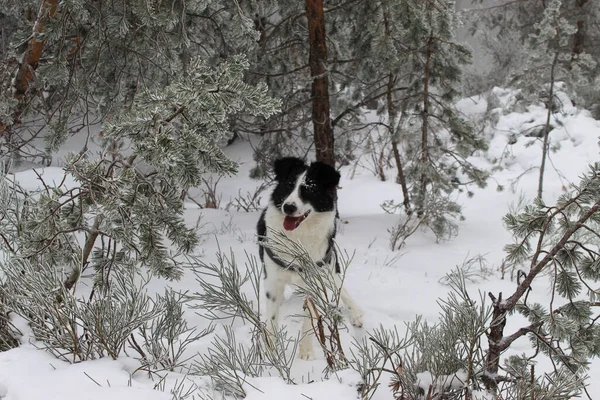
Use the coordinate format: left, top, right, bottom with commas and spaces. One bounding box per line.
257, 157, 363, 360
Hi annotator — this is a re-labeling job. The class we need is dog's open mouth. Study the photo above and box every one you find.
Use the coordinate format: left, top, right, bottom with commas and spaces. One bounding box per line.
283, 210, 311, 231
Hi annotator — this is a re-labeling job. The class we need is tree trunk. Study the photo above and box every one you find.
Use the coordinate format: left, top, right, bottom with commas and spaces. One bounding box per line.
571, 0, 589, 61
417, 37, 434, 217
305, 0, 334, 166
387, 75, 411, 213
481, 293, 506, 393
538, 50, 559, 200
381, 0, 410, 212
14, 0, 59, 99
0, 0, 58, 136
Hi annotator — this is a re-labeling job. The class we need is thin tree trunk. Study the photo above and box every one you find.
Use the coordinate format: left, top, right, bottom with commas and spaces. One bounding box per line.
387, 75, 411, 212
305, 0, 334, 166
0, 0, 58, 136
481, 292, 507, 393
571, 0, 589, 61
14, 0, 59, 99
417, 37, 434, 217
64, 217, 101, 291
381, 0, 410, 212
538, 50, 559, 200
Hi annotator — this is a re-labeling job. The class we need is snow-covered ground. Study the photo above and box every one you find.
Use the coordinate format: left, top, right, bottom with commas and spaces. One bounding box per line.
1, 89, 599, 399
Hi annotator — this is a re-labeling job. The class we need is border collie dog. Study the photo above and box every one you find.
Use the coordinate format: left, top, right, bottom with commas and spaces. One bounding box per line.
257, 157, 363, 360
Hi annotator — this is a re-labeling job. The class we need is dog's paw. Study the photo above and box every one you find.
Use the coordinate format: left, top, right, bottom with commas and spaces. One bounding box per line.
349, 309, 364, 328
298, 343, 315, 360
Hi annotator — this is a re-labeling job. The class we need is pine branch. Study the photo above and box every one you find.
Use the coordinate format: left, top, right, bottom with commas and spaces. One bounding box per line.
163, 106, 186, 124
503, 200, 600, 312
64, 217, 101, 291
465, 0, 529, 13
331, 86, 408, 128
498, 322, 543, 352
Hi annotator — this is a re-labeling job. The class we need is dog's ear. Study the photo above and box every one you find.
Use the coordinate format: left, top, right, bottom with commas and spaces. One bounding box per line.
308, 162, 340, 188
273, 157, 307, 181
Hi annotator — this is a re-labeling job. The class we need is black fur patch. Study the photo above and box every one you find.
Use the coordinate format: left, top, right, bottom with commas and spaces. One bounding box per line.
257, 209, 268, 279
271, 157, 308, 210
273, 157, 307, 182
301, 161, 340, 212
328, 228, 341, 274
257, 209, 267, 263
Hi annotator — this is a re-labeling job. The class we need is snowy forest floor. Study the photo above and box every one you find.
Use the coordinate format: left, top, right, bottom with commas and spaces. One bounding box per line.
1, 89, 600, 399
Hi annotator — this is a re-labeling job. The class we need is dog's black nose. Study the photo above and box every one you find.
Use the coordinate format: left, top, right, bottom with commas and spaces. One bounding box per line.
283, 203, 297, 215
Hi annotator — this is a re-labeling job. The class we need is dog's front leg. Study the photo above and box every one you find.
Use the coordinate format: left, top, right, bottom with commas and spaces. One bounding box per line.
299, 298, 316, 360
340, 287, 364, 328
334, 274, 364, 328
263, 261, 285, 337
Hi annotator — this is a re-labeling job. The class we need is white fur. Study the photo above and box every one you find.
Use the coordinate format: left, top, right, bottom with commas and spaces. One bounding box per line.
262, 197, 364, 360
281, 171, 310, 217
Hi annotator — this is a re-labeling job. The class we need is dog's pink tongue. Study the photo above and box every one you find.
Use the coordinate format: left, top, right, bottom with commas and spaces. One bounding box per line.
283, 216, 301, 231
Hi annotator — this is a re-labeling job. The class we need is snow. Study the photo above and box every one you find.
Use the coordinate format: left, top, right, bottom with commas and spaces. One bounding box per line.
8, 314, 33, 345
416, 369, 468, 393
243, 374, 360, 400
1, 90, 600, 399
0, 348, 170, 400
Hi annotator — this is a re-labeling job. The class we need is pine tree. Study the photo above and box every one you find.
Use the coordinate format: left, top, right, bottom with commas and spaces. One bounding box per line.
466, 0, 600, 112
478, 161, 600, 396
0, 0, 262, 165
353, 159, 600, 397
236, 1, 363, 177
0, 0, 280, 362
232, 1, 322, 176
364, 0, 489, 248
347, 0, 412, 205
0, 0, 279, 279
511, 0, 595, 200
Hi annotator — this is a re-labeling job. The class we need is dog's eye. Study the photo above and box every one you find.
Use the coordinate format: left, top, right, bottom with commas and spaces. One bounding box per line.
300, 184, 313, 195
302, 180, 316, 189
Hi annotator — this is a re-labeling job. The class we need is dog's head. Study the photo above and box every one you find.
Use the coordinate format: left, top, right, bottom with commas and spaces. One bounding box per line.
271, 157, 340, 231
